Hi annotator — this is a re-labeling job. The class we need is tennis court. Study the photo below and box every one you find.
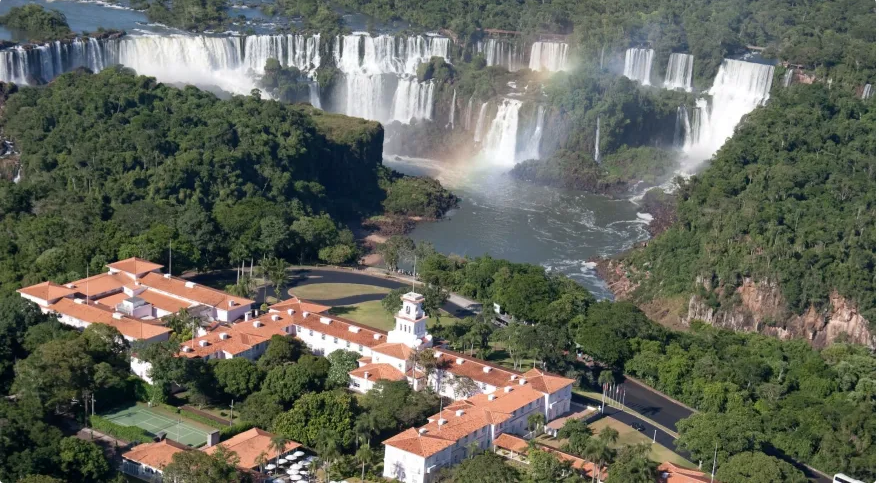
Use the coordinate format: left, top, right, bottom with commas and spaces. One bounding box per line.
102, 404, 210, 448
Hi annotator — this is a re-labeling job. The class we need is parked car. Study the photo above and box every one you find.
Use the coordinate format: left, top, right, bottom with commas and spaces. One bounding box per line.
631, 422, 645, 431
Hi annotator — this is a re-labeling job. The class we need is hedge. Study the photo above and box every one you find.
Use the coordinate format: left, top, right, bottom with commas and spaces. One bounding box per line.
89, 415, 153, 444
220, 422, 254, 441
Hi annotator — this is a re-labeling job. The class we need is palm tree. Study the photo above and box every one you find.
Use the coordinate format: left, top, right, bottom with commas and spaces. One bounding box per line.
527, 412, 546, 437
355, 411, 380, 447
269, 435, 290, 467
355, 443, 374, 481
406, 347, 421, 389
598, 426, 619, 446
259, 256, 288, 302
581, 437, 605, 483
314, 428, 341, 483
255, 450, 268, 474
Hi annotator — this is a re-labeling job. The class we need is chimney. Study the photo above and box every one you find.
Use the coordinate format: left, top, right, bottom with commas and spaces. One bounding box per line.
219, 333, 230, 340
287, 308, 295, 316
488, 394, 496, 401
455, 409, 464, 417
74, 298, 85, 305
519, 379, 527, 386
253, 321, 262, 328
198, 340, 209, 347
181, 346, 193, 353
303, 311, 310, 318
364, 371, 370, 379
510, 375, 517, 381
483, 366, 491, 373
437, 418, 447, 426
320, 317, 331, 325
184, 281, 196, 288
163, 273, 171, 279
348, 326, 361, 333
271, 314, 281, 321
456, 358, 464, 365
418, 428, 427, 435
244, 313, 251, 321
373, 333, 381, 340
504, 386, 513, 393
228, 300, 235, 308
112, 312, 124, 319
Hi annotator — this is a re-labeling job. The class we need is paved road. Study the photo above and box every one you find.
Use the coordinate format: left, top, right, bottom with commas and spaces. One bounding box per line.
618, 378, 693, 435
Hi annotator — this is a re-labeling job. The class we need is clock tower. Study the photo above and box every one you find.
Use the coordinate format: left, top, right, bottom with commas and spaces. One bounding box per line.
387, 292, 432, 348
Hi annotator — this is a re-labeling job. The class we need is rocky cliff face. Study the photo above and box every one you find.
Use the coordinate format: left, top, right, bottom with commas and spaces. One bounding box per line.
599, 257, 875, 348
685, 280, 875, 348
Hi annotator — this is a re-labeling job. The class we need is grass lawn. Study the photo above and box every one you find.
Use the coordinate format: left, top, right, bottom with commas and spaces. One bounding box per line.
537, 418, 694, 469
289, 282, 391, 301
329, 300, 458, 331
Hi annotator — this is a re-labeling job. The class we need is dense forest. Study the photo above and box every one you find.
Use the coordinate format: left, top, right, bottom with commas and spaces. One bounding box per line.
0, 4, 72, 42
0, 67, 454, 295
614, 84, 876, 336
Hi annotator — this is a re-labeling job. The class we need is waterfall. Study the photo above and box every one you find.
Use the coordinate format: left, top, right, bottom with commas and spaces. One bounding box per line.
783, 68, 794, 88
463, 96, 474, 131
0, 34, 326, 94
0, 32, 449, 125
528, 42, 569, 72
663, 53, 693, 91
673, 106, 692, 148
480, 99, 522, 165
308, 83, 322, 109
391, 77, 435, 122
594, 116, 601, 162
684, 59, 773, 161
862, 84, 873, 100
448, 88, 457, 129
520, 105, 545, 161
333, 33, 449, 123
477, 38, 525, 72
473, 102, 490, 142
12, 165, 21, 184
624, 48, 654, 86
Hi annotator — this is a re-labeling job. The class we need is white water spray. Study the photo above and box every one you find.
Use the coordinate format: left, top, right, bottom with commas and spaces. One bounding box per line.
624, 48, 654, 86
528, 42, 569, 72
663, 53, 693, 91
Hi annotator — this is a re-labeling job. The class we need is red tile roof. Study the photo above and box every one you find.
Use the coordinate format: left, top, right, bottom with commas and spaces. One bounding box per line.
349, 363, 407, 382
17, 281, 76, 302
657, 462, 714, 483
384, 383, 546, 457
123, 439, 190, 470
139, 289, 194, 313
140, 272, 254, 310
203, 428, 300, 470
435, 348, 523, 388
108, 257, 164, 275
50, 298, 171, 340
372, 342, 414, 361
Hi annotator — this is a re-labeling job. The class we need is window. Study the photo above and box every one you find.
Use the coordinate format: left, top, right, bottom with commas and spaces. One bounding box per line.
333, 337, 338, 344
359, 345, 363, 352
308, 330, 313, 336
296, 326, 302, 333
321, 334, 326, 340
346, 341, 350, 348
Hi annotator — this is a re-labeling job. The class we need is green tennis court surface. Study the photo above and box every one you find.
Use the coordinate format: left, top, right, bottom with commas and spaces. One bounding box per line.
102, 404, 210, 447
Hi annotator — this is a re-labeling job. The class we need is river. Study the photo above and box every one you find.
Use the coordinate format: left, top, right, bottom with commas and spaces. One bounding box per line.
383, 157, 651, 298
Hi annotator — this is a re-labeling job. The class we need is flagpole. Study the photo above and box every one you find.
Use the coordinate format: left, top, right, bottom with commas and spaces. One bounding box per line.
710, 443, 717, 483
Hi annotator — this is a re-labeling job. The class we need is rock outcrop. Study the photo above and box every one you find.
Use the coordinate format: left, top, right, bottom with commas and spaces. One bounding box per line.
599, 258, 875, 348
